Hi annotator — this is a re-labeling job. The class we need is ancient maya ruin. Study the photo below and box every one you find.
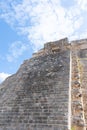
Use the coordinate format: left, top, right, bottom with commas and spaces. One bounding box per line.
0, 37, 87, 130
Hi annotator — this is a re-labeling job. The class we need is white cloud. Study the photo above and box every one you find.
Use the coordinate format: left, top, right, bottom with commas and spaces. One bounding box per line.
0, 0, 86, 51
7, 41, 29, 62
0, 72, 11, 83
79, 31, 87, 39
76, 0, 87, 10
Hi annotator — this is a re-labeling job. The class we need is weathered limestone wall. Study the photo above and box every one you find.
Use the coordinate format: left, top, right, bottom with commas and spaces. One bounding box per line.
71, 40, 87, 130
71, 39, 87, 50
0, 38, 70, 130
79, 49, 87, 128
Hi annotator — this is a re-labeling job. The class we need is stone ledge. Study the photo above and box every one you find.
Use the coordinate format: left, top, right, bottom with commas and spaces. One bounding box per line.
32, 37, 69, 58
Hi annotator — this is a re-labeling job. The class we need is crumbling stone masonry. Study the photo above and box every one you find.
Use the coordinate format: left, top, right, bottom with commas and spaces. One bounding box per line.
0, 38, 87, 130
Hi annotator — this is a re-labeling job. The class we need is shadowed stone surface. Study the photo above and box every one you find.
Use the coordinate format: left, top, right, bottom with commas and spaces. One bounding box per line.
0, 38, 70, 130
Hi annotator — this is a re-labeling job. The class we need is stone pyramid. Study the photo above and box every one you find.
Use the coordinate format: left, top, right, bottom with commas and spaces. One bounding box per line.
0, 37, 87, 130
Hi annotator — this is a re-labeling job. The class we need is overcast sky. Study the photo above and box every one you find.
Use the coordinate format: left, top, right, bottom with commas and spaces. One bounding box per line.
0, 0, 87, 83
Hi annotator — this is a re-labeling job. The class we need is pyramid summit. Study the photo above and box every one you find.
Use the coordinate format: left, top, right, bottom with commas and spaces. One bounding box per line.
0, 37, 87, 130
